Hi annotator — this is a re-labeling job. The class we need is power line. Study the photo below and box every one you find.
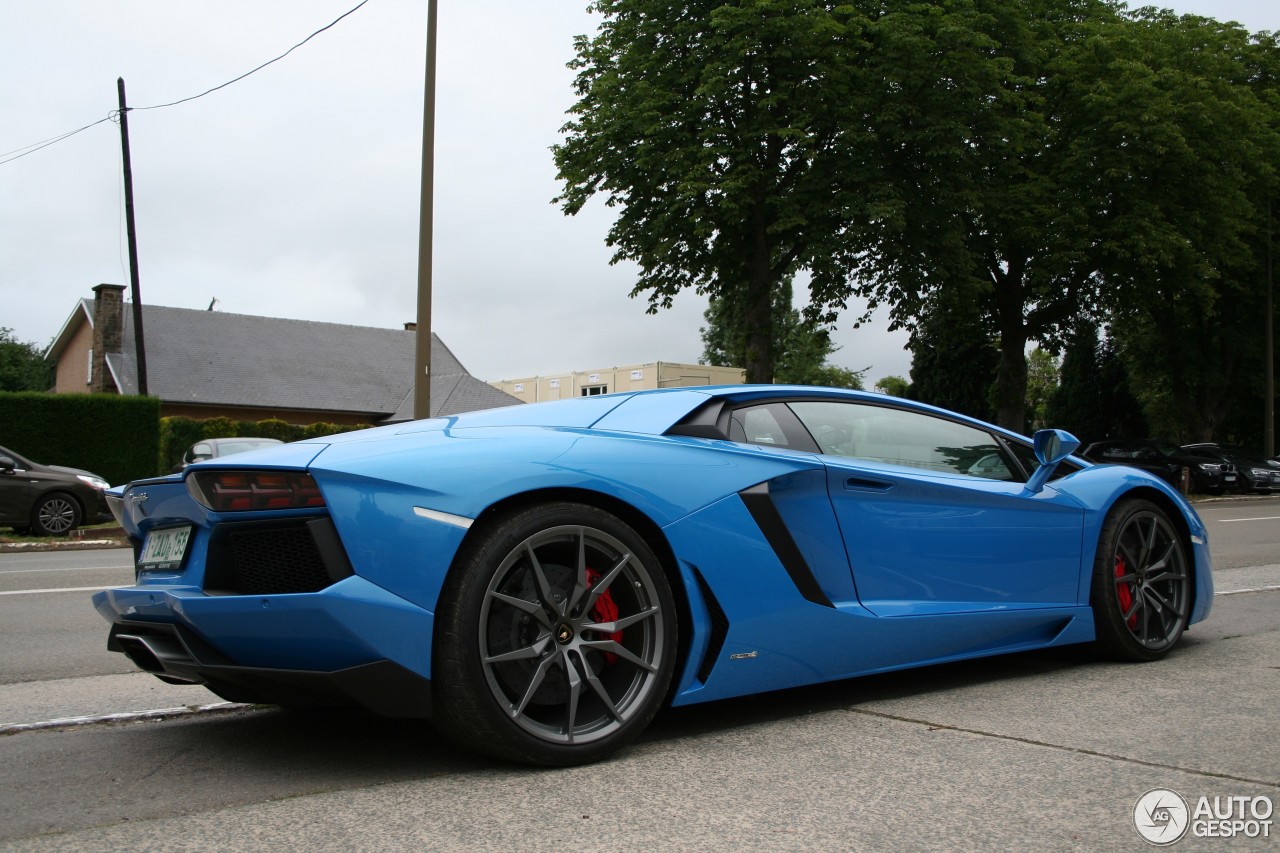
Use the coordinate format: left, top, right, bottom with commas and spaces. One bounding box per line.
0, 0, 372, 167
133, 0, 371, 112
0, 117, 114, 166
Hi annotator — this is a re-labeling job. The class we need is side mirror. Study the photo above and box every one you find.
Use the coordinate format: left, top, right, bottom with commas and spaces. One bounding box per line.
1025, 429, 1081, 494
0, 455, 14, 474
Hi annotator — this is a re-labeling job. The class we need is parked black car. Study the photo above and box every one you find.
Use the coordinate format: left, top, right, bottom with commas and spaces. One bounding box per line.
0, 444, 113, 536
1182, 443, 1280, 493
1080, 439, 1235, 494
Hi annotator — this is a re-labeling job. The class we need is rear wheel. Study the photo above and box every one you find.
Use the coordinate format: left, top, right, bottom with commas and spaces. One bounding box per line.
1090, 499, 1190, 661
433, 502, 676, 766
31, 493, 81, 537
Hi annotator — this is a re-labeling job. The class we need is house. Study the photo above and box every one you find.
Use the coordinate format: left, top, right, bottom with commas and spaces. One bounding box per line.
45, 283, 521, 424
491, 361, 745, 403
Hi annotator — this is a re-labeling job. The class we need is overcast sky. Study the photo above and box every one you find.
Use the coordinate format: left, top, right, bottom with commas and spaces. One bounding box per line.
3, 1, 1277, 386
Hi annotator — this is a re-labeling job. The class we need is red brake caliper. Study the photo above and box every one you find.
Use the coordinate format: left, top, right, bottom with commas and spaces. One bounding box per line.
1115, 554, 1138, 629
586, 568, 623, 664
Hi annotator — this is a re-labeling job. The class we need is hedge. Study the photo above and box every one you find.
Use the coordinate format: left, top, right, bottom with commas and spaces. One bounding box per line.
0, 392, 162, 486
159, 416, 369, 472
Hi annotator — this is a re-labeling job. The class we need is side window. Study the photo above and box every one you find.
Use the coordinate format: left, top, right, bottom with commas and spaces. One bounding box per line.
788, 401, 1016, 480
728, 405, 792, 447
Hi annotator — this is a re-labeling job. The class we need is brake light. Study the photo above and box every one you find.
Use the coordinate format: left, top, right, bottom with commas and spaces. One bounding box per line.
187, 471, 326, 512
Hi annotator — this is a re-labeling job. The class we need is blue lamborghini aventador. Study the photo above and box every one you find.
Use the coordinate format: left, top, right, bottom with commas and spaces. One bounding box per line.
94, 385, 1212, 765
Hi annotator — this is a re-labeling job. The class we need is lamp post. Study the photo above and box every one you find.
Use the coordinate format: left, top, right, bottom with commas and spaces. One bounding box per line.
413, 0, 438, 420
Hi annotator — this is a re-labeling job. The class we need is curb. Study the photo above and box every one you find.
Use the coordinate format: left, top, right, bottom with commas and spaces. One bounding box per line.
0, 527, 128, 554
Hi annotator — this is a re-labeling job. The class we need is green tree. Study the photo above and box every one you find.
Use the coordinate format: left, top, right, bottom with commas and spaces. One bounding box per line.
555, 0, 872, 383
0, 328, 53, 392
874, 375, 910, 397
701, 279, 863, 387
907, 300, 1000, 423
556, 1, 1278, 433
843, 2, 1279, 431
1024, 348, 1059, 433
1046, 322, 1146, 443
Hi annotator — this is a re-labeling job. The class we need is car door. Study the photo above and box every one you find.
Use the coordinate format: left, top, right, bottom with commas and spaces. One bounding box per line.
785, 400, 1087, 617
0, 453, 42, 525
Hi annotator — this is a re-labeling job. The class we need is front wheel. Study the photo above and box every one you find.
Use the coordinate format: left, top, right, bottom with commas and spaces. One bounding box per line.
1090, 499, 1191, 661
433, 502, 677, 766
31, 493, 82, 537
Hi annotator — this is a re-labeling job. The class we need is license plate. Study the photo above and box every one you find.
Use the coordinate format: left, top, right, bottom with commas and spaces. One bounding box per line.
139, 526, 193, 571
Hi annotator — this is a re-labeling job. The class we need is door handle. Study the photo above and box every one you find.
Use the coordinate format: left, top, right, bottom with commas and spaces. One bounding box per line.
844, 477, 893, 492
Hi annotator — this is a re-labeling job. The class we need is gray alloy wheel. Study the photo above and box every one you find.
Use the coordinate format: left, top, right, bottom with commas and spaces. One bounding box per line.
1091, 499, 1191, 661
434, 503, 676, 765
31, 493, 81, 537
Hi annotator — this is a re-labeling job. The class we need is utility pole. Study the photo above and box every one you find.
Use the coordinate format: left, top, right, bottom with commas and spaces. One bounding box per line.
413, 0, 437, 420
116, 77, 149, 396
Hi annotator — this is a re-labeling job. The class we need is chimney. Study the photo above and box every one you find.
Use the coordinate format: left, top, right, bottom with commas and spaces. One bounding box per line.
404, 322, 418, 331
91, 283, 126, 393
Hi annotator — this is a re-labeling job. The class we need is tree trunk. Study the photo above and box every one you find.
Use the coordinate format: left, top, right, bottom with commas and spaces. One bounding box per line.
742, 195, 775, 383
992, 340, 1028, 432
992, 265, 1028, 432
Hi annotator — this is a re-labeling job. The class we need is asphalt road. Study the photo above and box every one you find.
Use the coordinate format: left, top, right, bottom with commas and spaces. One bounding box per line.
0, 498, 1277, 851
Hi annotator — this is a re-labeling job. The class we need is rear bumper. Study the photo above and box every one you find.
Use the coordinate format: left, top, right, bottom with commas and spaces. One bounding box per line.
93, 574, 437, 716
107, 620, 431, 716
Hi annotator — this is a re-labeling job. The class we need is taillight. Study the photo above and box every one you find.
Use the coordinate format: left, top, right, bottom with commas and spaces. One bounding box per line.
187, 471, 326, 512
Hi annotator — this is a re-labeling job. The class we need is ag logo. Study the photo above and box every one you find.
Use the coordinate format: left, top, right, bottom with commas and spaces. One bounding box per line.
1134, 789, 1190, 845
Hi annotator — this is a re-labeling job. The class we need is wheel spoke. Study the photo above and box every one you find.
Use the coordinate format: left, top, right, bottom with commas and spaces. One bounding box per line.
484, 633, 551, 665
586, 605, 659, 634
1139, 517, 1157, 567
582, 552, 629, 614
563, 652, 583, 742
564, 527, 591, 617
490, 591, 554, 629
580, 639, 658, 672
510, 653, 559, 719
1115, 542, 1141, 583
581, 660, 622, 722
1144, 539, 1175, 574
1144, 565, 1185, 585
525, 544, 561, 617
1142, 585, 1175, 618
1120, 592, 1143, 625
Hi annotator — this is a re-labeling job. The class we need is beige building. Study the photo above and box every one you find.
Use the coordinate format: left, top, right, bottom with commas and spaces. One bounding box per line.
491, 361, 745, 404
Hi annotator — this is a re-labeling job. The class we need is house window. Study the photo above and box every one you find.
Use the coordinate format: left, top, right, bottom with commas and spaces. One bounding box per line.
581, 384, 608, 396
86, 349, 93, 385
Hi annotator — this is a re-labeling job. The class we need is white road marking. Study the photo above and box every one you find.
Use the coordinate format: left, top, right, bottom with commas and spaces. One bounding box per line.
1216, 585, 1280, 596
1217, 516, 1280, 523
0, 565, 132, 575
0, 586, 114, 596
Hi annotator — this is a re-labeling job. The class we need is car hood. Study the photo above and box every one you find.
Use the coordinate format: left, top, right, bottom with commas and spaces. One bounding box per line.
46, 464, 104, 479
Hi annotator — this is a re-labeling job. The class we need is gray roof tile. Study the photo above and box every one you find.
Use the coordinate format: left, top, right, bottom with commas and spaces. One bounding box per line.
105, 305, 518, 420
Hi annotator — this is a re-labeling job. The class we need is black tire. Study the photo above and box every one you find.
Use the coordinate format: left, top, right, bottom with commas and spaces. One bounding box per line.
30, 492, 82, 537
433, 502, 677, 766
1090, 498, 1191, 661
